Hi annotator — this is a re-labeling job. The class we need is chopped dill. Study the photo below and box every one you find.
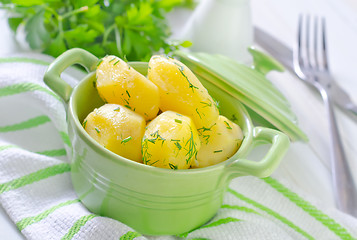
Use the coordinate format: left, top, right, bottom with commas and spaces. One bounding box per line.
195, 108, 202, 119
122, 97, 130, 105
173, 140, 182, 157
149, 160, 159, 166
200, 101, 212, 108
197, 123, 216, 134
96, 59, 103, 67
178, 67, 199, 92
113, 107, 120, 111
82, 120, 87, 129
109, 57, 116, 63
113, 60, 120, 65
142, 136, 152, 164
214, 150, 223, 153
174, 141, 182, 150
121, 136, 132, 144
184, 130, 198, 164
174, 62, 184, 71
150, 130, 166, 142
175, 119, 182, 124
126, 90, 131, 98
169, 163, 178, 170
95, 127, 100, 133
124, 104, 132, 109
202, 134, 210, 144
224, 121, 232, 129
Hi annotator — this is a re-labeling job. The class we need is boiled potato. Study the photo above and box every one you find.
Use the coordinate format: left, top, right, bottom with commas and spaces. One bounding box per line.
142, 111, 201, 169
147, 55, 219, 129
195, 116, 243, 168
83, 103, 145, 162
96, 55, 160, 120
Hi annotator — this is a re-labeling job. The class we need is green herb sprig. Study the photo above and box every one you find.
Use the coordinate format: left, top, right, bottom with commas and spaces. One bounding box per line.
0, 0, 194, 61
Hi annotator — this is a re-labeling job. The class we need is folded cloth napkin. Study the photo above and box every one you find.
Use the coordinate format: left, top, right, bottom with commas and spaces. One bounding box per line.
0, 53, 357, 240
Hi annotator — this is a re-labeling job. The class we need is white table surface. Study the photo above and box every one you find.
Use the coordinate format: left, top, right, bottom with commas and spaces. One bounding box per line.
1, 0, 357, 239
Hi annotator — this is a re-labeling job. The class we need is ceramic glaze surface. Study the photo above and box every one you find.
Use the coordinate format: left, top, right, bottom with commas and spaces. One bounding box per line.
44, 48, 289, 235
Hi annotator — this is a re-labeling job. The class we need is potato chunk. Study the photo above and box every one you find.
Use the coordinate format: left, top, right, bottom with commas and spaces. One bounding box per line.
142, 111, 201, 169
96, 55, 160, 120
83, 104, 145, 162
195, 116, 243, 168
147, 55, 219, 129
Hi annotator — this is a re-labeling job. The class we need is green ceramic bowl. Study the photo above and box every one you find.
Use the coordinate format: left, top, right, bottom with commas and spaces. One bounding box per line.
44, 48, 290, 235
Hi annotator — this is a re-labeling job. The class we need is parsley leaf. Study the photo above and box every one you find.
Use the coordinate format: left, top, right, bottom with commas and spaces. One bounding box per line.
25, 9, 50, 49
1, 0, 194, 61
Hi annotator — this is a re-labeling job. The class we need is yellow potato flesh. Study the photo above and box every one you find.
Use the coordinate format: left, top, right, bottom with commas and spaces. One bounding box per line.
83, 104, 145, 162
96, 55, 160, 120
142, 111, 201, 169
195, 116, 243, 168
147, 55, 219, 129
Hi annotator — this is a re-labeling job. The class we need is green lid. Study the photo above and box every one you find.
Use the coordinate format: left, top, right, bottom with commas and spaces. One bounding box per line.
173, 48, 308, 142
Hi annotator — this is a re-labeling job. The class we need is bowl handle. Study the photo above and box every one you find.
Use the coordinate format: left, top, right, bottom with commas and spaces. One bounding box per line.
44, 48, 99, 102
226, 127, 290, 179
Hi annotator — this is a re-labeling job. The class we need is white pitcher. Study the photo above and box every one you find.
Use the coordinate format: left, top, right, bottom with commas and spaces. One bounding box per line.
180, 0, 253, 63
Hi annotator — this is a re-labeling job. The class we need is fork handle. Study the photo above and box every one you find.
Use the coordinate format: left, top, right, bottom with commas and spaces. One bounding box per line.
322, 90, 357, 216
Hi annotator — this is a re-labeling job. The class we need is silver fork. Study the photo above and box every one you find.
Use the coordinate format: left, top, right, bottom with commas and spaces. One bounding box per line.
293, 14, 357, 216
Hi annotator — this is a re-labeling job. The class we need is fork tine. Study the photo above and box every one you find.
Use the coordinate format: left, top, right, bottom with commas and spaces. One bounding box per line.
313, 16, 318, 69
305, 14, 312, 68
294, 14, 311, 79
321, 17, 329, 70
297, 14, 304, 69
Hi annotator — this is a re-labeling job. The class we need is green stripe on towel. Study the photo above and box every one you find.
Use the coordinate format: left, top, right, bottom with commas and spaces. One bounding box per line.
0, 57, 50, 66
180, 217, 241, 238
119, 231, 142, 240
16, 199, 80, 231
221, 204, 260, 215
36, 148, 67, 157
0, 163, 70, 194
0, 116, 70, 148
0, 144, 66, 157
228, 188, 314, 240
198, 217, 241, 230
0, 115, 51, 132
61, 214, 96, 240
0, 82, 60, 101
0, 145, 18, 151
59, 131, 71, 147
263, 177, 356, 240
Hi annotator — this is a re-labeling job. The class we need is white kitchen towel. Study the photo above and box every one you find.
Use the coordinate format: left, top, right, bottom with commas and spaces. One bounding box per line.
0, 54, 357, 240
